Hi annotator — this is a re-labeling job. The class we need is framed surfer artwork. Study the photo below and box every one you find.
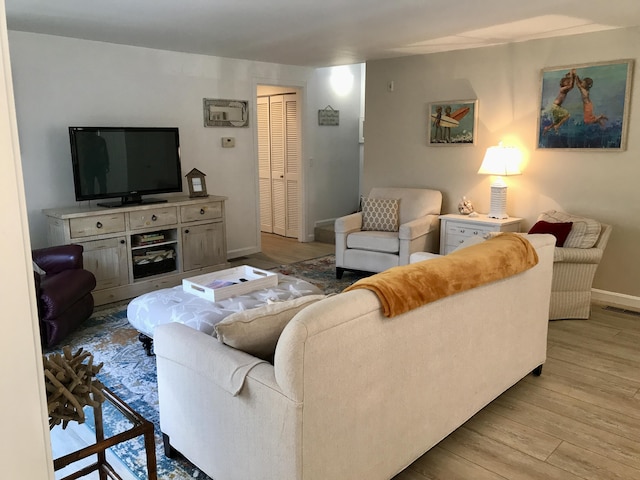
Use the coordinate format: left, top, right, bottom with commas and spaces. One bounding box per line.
537, 59, 633, 151
428, 99, 477, 146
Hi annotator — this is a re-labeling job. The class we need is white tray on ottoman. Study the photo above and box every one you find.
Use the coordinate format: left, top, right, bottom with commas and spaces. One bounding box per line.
182, 265, 278, 302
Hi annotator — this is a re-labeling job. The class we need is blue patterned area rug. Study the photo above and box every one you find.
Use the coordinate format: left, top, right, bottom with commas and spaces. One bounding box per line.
46, 254, 368, 479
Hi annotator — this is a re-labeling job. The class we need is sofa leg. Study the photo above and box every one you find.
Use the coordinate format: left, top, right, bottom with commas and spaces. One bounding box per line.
139, 333, 154, 356
532, 365, 543, 376
163, 432, 177, 458
336, 267, 345, 279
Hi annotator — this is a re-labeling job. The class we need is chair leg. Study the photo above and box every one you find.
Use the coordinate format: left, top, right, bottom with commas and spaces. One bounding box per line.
336, 267, 345, 279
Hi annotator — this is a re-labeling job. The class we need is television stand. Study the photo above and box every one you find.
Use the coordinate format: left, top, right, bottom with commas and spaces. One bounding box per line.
43, 196, 229, 306
97, 196, 168, 208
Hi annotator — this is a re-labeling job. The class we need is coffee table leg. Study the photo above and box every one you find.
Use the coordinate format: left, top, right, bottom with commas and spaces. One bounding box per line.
138, 333, 154, 356
94, 403, 108, 480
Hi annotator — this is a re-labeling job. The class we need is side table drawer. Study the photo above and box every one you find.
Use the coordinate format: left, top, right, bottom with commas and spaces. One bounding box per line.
129, 207, 178, 230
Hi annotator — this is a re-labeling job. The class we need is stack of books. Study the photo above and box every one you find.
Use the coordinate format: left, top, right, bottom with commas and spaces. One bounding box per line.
133, 233, 165, 246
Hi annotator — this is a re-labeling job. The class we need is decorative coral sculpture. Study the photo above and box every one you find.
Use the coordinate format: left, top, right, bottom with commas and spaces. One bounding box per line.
43, 346, 105, 429
458, 196, 475, 215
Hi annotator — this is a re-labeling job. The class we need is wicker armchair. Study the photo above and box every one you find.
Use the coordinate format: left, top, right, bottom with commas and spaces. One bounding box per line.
548, 221, 611, 320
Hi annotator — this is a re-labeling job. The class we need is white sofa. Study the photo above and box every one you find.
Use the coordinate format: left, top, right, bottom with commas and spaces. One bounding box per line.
154, 234, 555, 480
335, 187, 442, 278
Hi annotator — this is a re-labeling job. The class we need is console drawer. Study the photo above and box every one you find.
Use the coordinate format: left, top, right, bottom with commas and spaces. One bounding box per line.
129, 207, 178, 230
69, 213, 125, 238
181, 202, 223, 223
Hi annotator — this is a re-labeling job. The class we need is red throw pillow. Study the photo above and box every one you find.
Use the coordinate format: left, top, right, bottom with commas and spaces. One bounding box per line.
528, 220, 573, 247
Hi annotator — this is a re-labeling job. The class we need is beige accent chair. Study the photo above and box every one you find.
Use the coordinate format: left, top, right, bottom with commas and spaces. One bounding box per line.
535, 210, 612, 320
335, 187, 442, 278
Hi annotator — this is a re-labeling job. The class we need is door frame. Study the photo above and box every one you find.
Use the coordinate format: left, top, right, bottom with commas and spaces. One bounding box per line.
253, 78, 308, 247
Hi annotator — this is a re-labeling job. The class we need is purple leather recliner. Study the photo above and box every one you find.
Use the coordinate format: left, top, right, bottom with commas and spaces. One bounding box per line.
32, 244, 97, 347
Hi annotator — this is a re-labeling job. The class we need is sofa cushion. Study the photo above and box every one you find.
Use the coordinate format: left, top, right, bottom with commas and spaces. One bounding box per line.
361, 197, 400, 232
214, 294, 325, 359
538, 210, 601, 248
528, 220, 573, 247
346, 230, 400, 253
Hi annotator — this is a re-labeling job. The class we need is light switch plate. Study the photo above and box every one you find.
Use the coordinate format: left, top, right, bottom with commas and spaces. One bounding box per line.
221, 137, 235, 148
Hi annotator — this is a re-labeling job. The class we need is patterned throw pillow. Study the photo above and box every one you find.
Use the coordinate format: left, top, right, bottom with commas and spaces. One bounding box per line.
361, 197, 400, 232
538, 210, 601, 248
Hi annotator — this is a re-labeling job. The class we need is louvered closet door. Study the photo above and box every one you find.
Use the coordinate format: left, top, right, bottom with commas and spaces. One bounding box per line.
269, 95, 286, 236
283, 94, 300, 238
257, 97, 273, 233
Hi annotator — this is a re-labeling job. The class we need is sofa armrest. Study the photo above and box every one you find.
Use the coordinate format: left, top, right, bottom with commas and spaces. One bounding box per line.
398, 214, 439, 240
32, 244, 84, 274
155, 323, 271, 396
554, 247, 603, 264
334, 212, 362, 234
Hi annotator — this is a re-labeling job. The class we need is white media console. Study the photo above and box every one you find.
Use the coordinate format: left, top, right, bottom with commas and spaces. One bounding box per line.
43, 196, 229, 306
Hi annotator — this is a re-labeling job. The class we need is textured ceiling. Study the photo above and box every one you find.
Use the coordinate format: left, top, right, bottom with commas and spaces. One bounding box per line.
6, 0, 640, 67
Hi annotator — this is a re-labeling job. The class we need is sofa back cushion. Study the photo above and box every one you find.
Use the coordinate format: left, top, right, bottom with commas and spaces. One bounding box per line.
369, 187, 442, 225
214, 294, 325, 359
538, 210, 601, 248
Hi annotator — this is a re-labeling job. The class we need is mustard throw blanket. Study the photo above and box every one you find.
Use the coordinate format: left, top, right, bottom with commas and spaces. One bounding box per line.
344, 233, 538, 317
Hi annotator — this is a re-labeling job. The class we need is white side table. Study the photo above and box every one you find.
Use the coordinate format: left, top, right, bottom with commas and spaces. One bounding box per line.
439, 214, 523, 255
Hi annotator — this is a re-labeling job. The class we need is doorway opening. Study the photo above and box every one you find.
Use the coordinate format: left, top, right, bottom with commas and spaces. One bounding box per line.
256, 85, 302, 240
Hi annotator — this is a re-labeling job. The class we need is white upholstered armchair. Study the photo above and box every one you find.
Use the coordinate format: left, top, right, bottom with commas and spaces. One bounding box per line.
530, 210, 612, 320
335, 187, 442, 278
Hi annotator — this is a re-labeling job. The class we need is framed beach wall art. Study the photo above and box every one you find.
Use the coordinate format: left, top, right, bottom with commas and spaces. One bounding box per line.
537, 59, 633, 150
428, 100, 477, 146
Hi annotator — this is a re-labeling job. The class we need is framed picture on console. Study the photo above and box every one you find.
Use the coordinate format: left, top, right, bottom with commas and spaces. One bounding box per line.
537, 59, 633, 151
427, 99, 477, 146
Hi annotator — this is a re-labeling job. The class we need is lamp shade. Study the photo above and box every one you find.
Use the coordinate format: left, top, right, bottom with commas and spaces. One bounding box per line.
477, 144, 522, 176
478, 144, 522, 219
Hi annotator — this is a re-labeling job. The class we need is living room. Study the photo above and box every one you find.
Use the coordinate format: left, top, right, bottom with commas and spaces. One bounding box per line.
2, 1, 640, 479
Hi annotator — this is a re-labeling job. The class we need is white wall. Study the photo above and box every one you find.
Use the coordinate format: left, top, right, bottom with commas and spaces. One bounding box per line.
8, 32, 363, 254
0, 2, 53, 476
364, 27, 640, 299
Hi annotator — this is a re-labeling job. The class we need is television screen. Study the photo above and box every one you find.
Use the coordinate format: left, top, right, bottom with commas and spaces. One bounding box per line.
69, 127, 182, 207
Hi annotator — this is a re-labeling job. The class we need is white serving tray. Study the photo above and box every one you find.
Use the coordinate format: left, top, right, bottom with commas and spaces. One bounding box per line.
182, 265, 278, 302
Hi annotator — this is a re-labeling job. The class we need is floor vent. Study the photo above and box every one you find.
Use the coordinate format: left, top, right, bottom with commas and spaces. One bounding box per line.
604, 306, 640, 317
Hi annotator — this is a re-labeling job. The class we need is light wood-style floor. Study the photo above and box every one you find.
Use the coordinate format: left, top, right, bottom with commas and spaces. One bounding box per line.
229, 232, 335, 269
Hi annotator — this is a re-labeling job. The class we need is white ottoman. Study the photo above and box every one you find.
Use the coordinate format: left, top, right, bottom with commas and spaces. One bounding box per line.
127, 273, 322, 355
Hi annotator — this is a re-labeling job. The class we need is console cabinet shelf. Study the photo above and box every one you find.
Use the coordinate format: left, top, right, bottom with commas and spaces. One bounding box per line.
43, 196, 228, 306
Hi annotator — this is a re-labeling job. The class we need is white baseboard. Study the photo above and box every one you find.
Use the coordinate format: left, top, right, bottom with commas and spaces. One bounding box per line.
592, 289, 640, 311
314, 218, 336, 227
227, 246, 260, 260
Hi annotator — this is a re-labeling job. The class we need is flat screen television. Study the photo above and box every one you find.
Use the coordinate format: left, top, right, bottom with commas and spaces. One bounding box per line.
69, 126, 182, 208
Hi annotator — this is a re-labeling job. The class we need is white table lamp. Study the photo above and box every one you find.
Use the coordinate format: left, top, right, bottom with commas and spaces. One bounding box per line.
478, 143, 522, 219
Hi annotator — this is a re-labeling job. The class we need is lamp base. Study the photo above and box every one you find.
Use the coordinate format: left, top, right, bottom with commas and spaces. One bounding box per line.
487, 184, 508, 219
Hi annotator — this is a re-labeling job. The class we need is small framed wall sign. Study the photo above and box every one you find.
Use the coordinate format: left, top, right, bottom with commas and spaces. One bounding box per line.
186, 168, 208, 197
318, 105, 340, 125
